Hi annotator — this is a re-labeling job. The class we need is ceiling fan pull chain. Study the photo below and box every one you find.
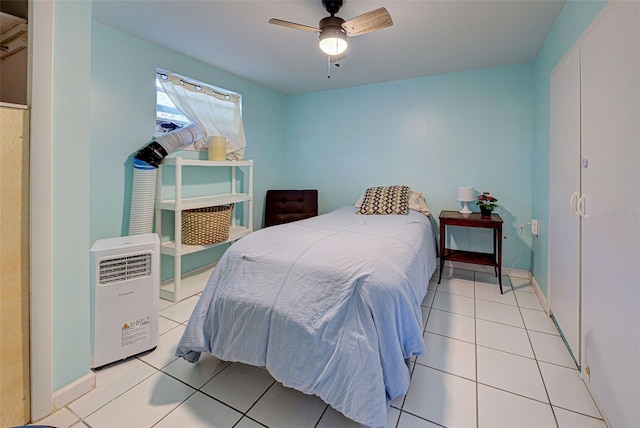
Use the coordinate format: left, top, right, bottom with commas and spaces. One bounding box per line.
327, 56, 331, 79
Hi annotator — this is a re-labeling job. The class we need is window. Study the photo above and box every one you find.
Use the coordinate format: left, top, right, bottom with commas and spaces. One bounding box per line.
156, 77, 191, 136
154, 70, 246, 160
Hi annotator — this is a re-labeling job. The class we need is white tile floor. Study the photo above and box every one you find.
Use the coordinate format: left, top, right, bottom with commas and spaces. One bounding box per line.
36, 269, 607, 428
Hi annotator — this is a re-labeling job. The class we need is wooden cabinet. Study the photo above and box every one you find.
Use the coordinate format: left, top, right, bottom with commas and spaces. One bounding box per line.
156, 157, 253, 302
549, 2, 639, 426
438, 210, 503, 293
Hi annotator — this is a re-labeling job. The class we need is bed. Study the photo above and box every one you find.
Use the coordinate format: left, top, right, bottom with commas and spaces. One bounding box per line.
176, 191, 437, 427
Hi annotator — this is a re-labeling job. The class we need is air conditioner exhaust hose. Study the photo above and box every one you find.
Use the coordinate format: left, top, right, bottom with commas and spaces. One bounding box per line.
128, 124, 204, 235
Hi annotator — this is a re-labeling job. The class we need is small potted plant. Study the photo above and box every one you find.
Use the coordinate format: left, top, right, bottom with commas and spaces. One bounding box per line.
476, 192, 499, 217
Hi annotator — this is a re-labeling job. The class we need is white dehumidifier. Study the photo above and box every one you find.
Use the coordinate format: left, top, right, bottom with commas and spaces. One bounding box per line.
90, 233, 160, 369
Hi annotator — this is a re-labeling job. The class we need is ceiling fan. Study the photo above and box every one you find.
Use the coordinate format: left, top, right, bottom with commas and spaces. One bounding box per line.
269, 0, 393, 64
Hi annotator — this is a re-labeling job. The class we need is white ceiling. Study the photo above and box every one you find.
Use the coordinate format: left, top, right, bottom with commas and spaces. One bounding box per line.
92, 0, 564, 95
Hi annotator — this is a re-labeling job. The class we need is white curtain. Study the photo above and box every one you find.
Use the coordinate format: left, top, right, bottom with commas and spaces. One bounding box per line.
159, 71, 246, 160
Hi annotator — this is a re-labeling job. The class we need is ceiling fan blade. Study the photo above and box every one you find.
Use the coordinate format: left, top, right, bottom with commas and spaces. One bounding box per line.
268, 18, 320, 33
342, 7, 393, 37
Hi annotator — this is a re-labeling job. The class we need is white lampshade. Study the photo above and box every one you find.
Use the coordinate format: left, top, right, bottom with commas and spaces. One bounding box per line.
457, 186, 475, 202
456, 186, 475, 214
319, 27, 348, 56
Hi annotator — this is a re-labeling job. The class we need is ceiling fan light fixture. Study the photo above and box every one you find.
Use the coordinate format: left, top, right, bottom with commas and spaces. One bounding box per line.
318, 27, 348, 56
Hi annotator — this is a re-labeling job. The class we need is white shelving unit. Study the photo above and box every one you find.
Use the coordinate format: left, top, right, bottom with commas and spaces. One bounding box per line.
156, 157, 253, 302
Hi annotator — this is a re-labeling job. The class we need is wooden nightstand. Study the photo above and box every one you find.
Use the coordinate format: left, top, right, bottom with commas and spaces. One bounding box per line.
438, 210, 504, 293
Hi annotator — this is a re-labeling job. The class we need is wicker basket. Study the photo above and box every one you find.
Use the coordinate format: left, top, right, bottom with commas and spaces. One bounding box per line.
181, 204, 234, 245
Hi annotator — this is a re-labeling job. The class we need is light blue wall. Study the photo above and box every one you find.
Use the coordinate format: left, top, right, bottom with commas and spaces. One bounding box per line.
46, 19, 287, 390
51, 0, 92, 390
49, 0, 607, 393
530, 0, 607, 296
284, 64, 534, 270
90, 23, 288, 280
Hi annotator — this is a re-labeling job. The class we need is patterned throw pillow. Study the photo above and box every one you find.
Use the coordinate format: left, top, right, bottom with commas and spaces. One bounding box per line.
357, 185, 410, 215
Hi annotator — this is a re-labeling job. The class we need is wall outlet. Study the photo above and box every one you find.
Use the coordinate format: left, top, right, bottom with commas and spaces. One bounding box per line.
531, 219, 539, 236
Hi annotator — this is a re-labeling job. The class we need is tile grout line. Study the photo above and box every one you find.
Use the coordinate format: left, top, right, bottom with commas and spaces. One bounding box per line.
473, 272, 479, 428
476, 381, 556, 407
411, 361, 475, 383
235, 379, 277, 427
73, 358, 161, 425
312, 404, 331, 428
394, 275, 443, 428
69, 272, 590, 428
192, 362, 275, 426
423, 329, 475, 345
551, 404, 608, 422
391, 278, 437, 427
149, 389, 198, 428
420, 278, 576, 384
399, 408, 447, 427
62, 405, 85, 428
514, 286, 561, 428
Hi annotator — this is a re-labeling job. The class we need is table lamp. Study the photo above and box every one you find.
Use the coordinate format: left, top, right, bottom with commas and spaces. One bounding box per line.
457, 186, 475, 214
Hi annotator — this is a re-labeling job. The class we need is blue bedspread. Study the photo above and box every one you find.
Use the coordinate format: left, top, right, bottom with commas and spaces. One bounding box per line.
176, 206, 437, 427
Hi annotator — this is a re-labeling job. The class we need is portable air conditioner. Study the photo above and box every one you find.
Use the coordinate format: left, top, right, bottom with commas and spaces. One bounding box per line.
90, 233, 160, 369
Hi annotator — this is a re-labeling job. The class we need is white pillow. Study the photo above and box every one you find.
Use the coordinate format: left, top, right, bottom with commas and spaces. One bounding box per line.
355, 189, 431, 216
407, 191, 431, 216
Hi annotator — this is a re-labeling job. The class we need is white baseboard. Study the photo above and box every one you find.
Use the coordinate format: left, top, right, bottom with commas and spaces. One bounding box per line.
529, 273, 549, 314
580, 377, 612, 428
504, 267, 529, 279
441, 261, 550, 309
53, 371, 95, 410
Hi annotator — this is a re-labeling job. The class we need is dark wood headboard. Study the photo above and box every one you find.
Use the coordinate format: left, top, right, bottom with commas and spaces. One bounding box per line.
264, 190, 318, 227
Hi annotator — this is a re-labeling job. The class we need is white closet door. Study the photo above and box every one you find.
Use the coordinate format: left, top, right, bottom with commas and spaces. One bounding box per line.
580, 2, 640, 427
549, 47, 581, 363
